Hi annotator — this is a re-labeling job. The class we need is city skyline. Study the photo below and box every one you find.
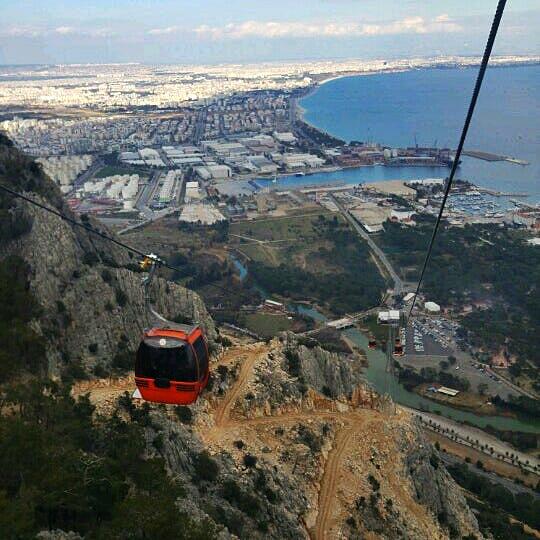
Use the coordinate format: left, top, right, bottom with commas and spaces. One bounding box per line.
0, 0, 538, 64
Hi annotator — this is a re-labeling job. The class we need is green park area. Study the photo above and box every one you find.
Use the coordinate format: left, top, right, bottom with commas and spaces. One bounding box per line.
94, 165, 147, 178
229, 211, 387, 316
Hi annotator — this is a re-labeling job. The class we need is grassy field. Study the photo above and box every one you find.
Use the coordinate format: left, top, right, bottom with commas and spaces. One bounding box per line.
127, 208, 386, 319
416, 384, 499, 415
239, 312, 294, 339
229, 211, 342, 268
94, 165, 146, 178
232, 212, 387, 315
230, 210, 332, 241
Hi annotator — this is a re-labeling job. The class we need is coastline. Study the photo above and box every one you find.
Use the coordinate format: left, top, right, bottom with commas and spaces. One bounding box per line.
294, 60, 540, 140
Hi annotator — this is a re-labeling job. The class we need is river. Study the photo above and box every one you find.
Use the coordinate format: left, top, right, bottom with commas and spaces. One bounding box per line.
230, 256, 539, 432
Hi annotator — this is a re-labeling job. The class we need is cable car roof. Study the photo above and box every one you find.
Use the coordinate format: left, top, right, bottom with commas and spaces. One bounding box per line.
142, 336, 188, 349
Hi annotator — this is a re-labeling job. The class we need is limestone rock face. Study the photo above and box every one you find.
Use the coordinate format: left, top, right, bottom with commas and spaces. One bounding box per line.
144, 409, 310, 540
284, 333, 363, 398
4, 192, 216, 375
403, 423, 482, 538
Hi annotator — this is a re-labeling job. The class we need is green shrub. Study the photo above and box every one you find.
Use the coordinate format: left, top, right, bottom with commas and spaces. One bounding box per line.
175, 406, 193, 425
193, 451, 219, 482
243, 454, 257, 468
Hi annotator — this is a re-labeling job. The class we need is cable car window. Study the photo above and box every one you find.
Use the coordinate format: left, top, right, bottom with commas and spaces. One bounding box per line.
136, 339, 198, 382
193, 336, 208, 380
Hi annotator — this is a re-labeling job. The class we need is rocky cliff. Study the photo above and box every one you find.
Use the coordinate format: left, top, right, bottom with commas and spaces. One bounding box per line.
0, 135, 215, 377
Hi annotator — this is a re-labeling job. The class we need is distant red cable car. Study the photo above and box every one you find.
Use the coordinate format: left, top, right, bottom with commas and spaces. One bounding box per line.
134, 254, 210, 405
394, 338, 404, 356
368, 336, 377, 349
135, 324, 209, 405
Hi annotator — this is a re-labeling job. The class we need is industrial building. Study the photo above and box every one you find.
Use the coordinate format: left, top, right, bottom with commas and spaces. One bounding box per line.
158, 170, 180, 204
273, 131, 296, 144
195, 164, 232, 180
185, 181, 202, 201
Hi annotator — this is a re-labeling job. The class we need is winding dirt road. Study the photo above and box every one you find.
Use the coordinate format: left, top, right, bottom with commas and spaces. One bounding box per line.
213, 343, 266, 428
314, 426, 354, 540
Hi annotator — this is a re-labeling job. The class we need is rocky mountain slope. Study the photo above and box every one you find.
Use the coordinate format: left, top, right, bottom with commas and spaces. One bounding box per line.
74, 334, 482, 539
0, 133, 215, 379
0, 134, 482, 539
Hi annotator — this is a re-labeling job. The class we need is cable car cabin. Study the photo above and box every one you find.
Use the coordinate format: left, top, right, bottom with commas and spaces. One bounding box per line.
368, 337, 377, 349
135, 323, 209, 405
394, 338, 404, 356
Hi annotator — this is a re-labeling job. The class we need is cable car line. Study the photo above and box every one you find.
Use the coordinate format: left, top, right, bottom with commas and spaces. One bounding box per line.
406, 0, 507, 321
0, 182, 154, 264
0, 182, 232, 294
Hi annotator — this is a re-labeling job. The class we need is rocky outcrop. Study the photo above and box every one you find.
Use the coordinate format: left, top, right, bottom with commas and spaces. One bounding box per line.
1, 144, 215, 375
6, 197, 216, 375
141, 408, 310, 539
402, 423, 482, 538
284, 332, 364, 398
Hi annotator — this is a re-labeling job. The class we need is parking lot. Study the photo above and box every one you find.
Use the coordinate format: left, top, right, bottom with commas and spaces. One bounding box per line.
405, 318, 454, 356
402, 316, 515, 399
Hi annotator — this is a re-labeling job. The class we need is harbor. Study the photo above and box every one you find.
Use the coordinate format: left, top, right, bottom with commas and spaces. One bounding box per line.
463, 149, 530, 166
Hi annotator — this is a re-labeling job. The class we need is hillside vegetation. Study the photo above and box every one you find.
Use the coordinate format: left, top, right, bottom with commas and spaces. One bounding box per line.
232, 213, 386, 315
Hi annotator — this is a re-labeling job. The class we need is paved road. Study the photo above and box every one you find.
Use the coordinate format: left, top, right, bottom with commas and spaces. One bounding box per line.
117, 207, 178, 235
194, 108, 207, 144
67, 158, 104, 195
136, 171, 162, 218
406, 407, 540, 475
330, 194, 404, 297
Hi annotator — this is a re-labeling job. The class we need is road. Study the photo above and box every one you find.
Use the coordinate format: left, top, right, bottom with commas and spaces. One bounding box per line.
116, 207, 178, 235
329, 194, 404, 297
67, 158, 104, 194
407, 407, 540, 475
135, 170, 162, 219
193, 107, 207, 143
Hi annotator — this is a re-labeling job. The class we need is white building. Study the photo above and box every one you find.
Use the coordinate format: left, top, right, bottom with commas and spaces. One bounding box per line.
273, 131, 296, 144
185, 181, 201, 201
424, 301, 441, 313
195, 165, 231, 180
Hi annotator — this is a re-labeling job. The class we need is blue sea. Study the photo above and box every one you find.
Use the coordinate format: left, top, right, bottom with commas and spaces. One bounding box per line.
265, 65, 540, 201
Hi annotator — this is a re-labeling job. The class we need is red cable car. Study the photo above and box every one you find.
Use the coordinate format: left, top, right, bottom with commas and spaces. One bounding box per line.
368, 336, 377, 349
134, 255, 210, 405
393, 338, 404, 356
135, 324, 209, 405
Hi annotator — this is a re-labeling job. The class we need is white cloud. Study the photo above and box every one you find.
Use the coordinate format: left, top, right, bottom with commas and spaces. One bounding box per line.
54, 26, 77, 35
2, 26, 46, 38
0, 25, 116, 39
191, 15, 462, 40
148, 26, 179, 36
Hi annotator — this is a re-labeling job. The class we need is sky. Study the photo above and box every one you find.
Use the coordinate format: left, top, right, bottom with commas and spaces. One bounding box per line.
0, 0, 538, 65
